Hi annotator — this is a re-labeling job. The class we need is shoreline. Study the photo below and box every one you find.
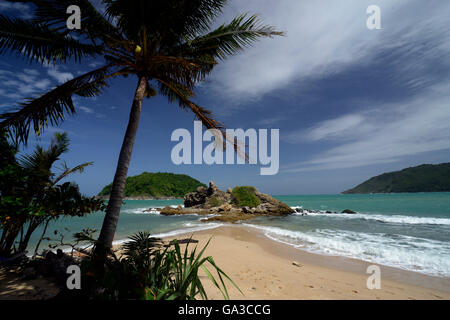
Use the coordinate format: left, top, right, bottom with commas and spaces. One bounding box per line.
95, 196, 183, 201
152, 225, 449, 300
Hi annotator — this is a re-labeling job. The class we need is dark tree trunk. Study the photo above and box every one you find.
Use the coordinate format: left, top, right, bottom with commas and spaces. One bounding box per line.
33, 218, 51, 258
96, 76, 148, 250
18, 217, 42, 253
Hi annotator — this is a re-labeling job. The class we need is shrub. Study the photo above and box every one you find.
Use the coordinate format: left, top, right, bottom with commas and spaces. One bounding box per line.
0, 131, 104, 258
80, 232, 241, 300
208, 196, 224, 207
232, 186, 261, 208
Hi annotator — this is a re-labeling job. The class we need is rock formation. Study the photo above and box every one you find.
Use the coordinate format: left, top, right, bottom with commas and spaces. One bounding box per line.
159, 182, 295, 223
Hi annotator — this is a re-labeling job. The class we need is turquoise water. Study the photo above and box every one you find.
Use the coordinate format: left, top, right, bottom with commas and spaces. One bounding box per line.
249, 193, 450, 277
24, 193, 450, 277
277, 193, 450, 218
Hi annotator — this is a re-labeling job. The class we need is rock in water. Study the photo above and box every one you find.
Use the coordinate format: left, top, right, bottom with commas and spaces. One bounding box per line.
342, 209, 357, 214
161, 182, 295, 221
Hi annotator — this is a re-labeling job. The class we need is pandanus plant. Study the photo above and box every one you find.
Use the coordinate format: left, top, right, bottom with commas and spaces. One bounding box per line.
0, 0, 283, 251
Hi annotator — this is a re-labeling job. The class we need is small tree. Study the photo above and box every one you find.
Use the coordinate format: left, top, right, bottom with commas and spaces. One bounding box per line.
0, 131, 105, 257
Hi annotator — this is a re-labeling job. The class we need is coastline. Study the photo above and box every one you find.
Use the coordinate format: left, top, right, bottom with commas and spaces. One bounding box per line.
156, 225, 450, 300
2, 224, 448, 300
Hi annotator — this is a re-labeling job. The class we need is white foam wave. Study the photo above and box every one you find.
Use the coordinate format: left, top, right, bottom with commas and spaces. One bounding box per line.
112, 223, 223, 246
290, 208, 450, 225
243, 224, 450, 277
121, 207, 160, 215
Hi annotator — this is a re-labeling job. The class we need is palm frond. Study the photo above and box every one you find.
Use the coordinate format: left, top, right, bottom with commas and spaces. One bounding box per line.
148, 55, 214, 87
122, 231, 162, 258
0, 15, 101, 64
53, 161, 94, 185
104, 0, 226, 42
157, 78, 221, 130
7, 0, 120, 42
0, 65, 115, 144
19, 132, 70, 179
183, 13, 284, 60
157, 77, 247, 160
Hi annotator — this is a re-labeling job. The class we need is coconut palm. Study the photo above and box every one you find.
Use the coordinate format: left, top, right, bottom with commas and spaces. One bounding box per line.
0, 0, 283, 250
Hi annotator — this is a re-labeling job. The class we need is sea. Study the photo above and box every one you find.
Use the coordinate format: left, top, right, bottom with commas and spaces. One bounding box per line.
25, 193, 450, 278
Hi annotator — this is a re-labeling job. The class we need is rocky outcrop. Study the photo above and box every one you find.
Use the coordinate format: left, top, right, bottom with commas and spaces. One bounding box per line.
293, 208, 358, 215
159, 182, 295, 222
184, 182, 231, 208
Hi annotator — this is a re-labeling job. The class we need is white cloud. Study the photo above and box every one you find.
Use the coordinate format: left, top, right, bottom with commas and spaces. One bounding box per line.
0, 66, 71, 104
34, 79, 52, 90
17, 73, 37, 84
23, 69, 40, 76
88, 61, 103, 68
209, 0, 450, 103
0, 68, 53, 100
47, 66, 74, 83
283, 83, 450, 172
286, 114, 367, 143
79, 106, 94, 114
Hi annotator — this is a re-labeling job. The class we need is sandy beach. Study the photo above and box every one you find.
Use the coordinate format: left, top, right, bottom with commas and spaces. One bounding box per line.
1, 224, 448, 300
163, 225, 450, 300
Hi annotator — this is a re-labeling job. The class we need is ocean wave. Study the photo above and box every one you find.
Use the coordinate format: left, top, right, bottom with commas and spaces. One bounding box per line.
243, 224, 450, 277
121, 207, 160, 215
290, 208, 450, 225
112, 223, 223, 246
121, 204, 187, 215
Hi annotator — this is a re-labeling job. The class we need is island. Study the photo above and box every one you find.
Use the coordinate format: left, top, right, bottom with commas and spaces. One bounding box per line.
156, 182, 295, 223
343, 163, 450, 194
97, 172, 206, 200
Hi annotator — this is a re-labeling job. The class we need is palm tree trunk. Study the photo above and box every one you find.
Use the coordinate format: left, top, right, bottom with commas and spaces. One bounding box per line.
96, 76, 148, 250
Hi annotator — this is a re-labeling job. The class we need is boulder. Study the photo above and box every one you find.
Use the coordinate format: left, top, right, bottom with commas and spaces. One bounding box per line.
254, 191, 295, 215
184, 186, 208, 207
342, 209, 357, 214
242, 206, 252, 214
218, 203, 232, 212
207, 181, 219, 196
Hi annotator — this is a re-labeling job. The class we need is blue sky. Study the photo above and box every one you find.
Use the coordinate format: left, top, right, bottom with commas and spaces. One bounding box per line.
1, 0, 449, 196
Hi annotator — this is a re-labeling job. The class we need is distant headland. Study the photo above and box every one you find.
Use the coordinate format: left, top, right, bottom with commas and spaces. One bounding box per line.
343, 163, 450, 194
97, 172, 206, 200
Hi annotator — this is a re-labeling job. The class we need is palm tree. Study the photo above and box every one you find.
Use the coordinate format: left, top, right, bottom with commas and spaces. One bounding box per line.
0, 131, 103, 257
0, 0, 283, 250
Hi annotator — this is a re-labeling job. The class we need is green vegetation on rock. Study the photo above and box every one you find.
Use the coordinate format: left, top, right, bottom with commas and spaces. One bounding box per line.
207, 196, 225, 208
98, 172, 206, 198
231, 186, 261, 208
343, 163, 450, 194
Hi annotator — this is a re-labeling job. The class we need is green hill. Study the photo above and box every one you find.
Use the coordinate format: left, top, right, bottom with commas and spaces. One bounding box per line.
343, 163, 450, 194
98, 172, 206, 198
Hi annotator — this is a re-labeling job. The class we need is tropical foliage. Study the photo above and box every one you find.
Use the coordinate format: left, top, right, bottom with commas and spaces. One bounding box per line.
0, 131, 104, 257
98, 172, 206, 198
79, 232, 240, 300
232, 186, 261, 208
